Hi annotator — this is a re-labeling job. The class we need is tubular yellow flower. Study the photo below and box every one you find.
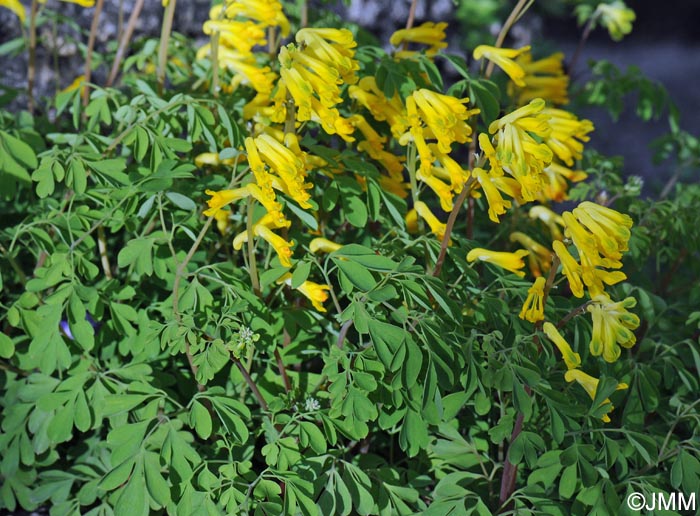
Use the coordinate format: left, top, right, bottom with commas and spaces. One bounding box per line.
573, 201, 633, 256
597, 1, 635, 41
466, 248, 529, 278
43, 0, 95, 6
529, 205, 564, 241
520, 277, 547, 323
225, 0, 290, 35
587, 295, 640, 363
296, 28, 359, 84
203, 188, 251, 217
474, 168, 511, 223
416, 170, 454, 212
414, 201, 448, 241
510, 232, 553, 277
542, 322, 581, 369
297, 280, 331, 312
430, 144, 470, 192
0, 0, 27, 22
254, 224, 294, 267
552, 240, 585, 298
410, 89, 477, 152
564, 369, 628, 423
389, 21, 448, 56
541, 161, 588, 202
309, 237, 342, 254
473, 45, 530, 87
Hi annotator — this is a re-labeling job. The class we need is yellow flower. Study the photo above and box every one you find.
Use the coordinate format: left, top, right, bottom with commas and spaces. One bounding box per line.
389, 21, 448, 56
564, 369, 628, 423
297, 280, 331, 312
542, 322, 581, 369
473, 45, 530, 87
348, 77, 408, 138
0, 0, 27, 22
254, 224, 294, 267
488, 99, 553, 199
541, 108, 594, 166
597, 1, 635, 41
587, 295, 640, 363
195, 152, 238, 168
224, 0, 290, 36
573, 201, 632, 258
203, 188, 251, 217
529, 205, 564, 241
512, 52, 569, 106
60, 75, 86, 96
414, 201, 448, 241
466, 247, 529, 278
416, 170, 454, 212
510, 232, 552, 277
474, 168, 511, 223
309, 237, 342, 254
552, 240, 585, 298
410, 89, 477, 153
520, 277, 547, 323
255, 133, 312, 209
296, 28, 359, 84
203, 19, 267, 55
430, 144, 470, 192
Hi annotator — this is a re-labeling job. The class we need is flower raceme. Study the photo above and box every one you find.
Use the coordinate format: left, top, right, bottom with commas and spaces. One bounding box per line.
511, 51, 570, 106
588, 295, 640, 362
466, 248, 529, 278
596, 1, 636, 42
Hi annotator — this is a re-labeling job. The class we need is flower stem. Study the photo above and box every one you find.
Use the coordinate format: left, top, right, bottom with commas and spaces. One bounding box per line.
485, 0, 532, 78
107, 0, 145, 87
245, 197, 261, 296
83, 0, 105, 108
157, 0, 177, 96
432, 177, 475, 277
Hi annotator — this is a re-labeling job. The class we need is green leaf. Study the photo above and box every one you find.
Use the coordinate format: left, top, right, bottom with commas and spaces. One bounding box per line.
117, 238, 155, 276
115, 462, 148, 516
333, 245, 398, 271
559, 464, 577, 499
469, 80, 501, 126
368, 319, 407, 372
144, 452, 170, 507
333, 259, 376, 292
166, 191, 196, 211
0, 333, 14, 359
291, 261, 312, 289
193, 340, 230, 384
190, 400, 213, 440
100, 457, 137, 491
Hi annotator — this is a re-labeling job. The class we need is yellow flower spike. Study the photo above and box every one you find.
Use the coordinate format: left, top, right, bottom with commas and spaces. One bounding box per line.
466, 247, 529, 278
562, 212, 599, 261
519, 277, 547, 324
411, 89, 476, 152
203, 188, 251, 217
309, 237, 343, 254
296, 28, 359, 84
473, 168, 511, 223
478, 133, 504, 177
491, 176, 524, 204
541, 162, 587, 202
597, 1, 636, 41
254, 224, 294, 267
542, 322, 581, 369
587, 295, 640, 363
1, 0, 27, 22
564, 369, 628, 422
489, 98, 547, 134
389, 21, 448, 55
297, 280, 332, 312
510, 232, 553, 277
552, 240, 585, 298
473, 45, 530, 87
414, 201, 449, 242
529, 205, 565, 241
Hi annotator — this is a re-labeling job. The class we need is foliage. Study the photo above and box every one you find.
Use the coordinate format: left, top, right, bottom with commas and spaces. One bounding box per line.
1, 1, 699, 515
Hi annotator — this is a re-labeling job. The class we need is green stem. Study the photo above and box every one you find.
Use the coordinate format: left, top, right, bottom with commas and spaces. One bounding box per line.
83, 0, 105, 108
27, 0, 38, 114
157, 0, 177, 96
